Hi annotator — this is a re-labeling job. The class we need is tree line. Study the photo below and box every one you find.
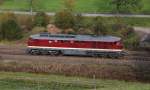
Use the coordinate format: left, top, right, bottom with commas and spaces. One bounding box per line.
0, 0, 140, 49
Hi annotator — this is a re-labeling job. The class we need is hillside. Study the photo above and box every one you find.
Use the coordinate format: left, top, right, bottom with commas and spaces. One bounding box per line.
0, 0, 150, 14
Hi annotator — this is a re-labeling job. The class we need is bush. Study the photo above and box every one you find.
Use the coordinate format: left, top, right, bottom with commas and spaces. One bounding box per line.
124, 34, 140, 49
73, 14, 84, 32
92, 17, 107, 35
111, 22, 140, 49
17, 15, 34, 31
0, 13, 22, 40
54, 10, 75, 29
33, 12, 50, 27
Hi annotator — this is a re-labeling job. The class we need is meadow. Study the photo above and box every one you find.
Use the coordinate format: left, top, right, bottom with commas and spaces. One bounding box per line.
0, 72, 150, 90
0, 0, 150, 13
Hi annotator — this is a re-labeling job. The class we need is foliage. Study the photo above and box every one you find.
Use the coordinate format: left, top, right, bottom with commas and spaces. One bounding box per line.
73, 14, 84, 32
110, 17, 140, 49
111, 0, 143, 13
0, 0, 3, 4
54, 10, 75, 29
0, 13, 22, 40
124, 34, 140, 49
33, 12, 50, 27
92, 17, 107, 35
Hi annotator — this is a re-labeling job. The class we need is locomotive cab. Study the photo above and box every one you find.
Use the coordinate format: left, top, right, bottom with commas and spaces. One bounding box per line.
116, 40, 124, 49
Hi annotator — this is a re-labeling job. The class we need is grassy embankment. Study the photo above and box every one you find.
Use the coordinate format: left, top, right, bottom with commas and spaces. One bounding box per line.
0, 0, 150, 14
0, 72, 150, 90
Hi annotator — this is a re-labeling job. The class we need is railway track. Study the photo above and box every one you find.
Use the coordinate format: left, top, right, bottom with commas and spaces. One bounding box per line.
0, 49, 149, 61
1, 45, 150, 82
0, 45, 149, 62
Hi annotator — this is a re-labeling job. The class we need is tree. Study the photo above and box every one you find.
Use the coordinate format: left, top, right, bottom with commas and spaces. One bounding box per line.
74, 14, 84, 31
54, 10, 75, 29
92, 17, 107, 35
111, 0, 143, 13
1, 19, 22, 40
33, 12, 50, 27
0, 13, 22, 40
54, 0, 76, 29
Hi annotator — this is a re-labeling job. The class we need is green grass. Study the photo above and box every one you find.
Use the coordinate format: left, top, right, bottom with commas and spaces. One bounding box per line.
83, 16, 150, 27
0, 72, 150, 90
102, 17, 150, 27
0, 0, 150, 13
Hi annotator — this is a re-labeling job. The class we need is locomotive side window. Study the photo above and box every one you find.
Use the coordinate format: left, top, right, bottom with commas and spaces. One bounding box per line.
48, 35, 75, 38
40, 34, 49, 37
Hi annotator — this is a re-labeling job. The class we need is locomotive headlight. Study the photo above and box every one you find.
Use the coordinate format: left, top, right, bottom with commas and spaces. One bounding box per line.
54, 40, 58, 43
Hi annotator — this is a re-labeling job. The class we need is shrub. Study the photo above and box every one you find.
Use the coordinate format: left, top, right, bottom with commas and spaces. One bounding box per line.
104, 17, 140, 49
123, 33, 140, 49
54, 10, 75, 29
1, 19, 22, 40
0, 13, 22, 40
111, 24, 139, 49
73, 14, 84, 32
33, 12, 50, 27
92, 17, 107, 35
17, 15, 34, 31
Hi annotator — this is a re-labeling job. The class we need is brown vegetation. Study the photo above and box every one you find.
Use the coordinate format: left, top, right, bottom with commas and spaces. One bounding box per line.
0, 60, 150, 82
0, 44, 150, 82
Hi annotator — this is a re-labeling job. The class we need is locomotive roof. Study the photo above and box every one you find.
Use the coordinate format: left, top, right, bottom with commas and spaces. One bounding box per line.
30, 33, 121, 42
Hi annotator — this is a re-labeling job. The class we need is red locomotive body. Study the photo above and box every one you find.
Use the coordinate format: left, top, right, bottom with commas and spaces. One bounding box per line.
27, 33, 124, 57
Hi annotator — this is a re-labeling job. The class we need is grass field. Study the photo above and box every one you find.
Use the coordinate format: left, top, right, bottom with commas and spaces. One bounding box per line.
0, 0, 150, 13
0, 72, 150, 90
99, 17, 150, 27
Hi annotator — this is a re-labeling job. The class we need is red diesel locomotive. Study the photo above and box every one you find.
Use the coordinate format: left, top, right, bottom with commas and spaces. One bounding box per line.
27, 33, 125, 58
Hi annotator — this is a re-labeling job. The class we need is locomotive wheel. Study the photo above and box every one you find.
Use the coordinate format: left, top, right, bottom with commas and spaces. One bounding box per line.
40, 50, 49, 55
49, 50, 62, 56
107, 53, 119, 59
30, 49, 40, 55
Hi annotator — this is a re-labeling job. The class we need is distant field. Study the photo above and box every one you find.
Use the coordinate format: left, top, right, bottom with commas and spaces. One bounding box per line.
0, 0, 150, 13
0, 72, 150, 90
